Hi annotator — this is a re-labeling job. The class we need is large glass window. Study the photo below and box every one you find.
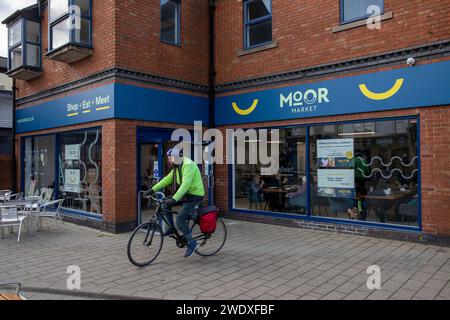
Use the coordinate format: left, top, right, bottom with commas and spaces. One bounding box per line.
244, 0, 272, 49
234, 127, 307, 215
22, 128, 102, 216
161, 0, 180, 45
309, 119, 418, 226
7, 19, 41, 71
49, 0, 92, 51
59, 129, 102, 215
340, 0, 384, 24
24, 136, 56, 201
232, 118, 419, 229
8, 21, 22, 48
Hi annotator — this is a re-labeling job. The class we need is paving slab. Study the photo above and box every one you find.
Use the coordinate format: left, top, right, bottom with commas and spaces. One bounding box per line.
1, 219, 449, 300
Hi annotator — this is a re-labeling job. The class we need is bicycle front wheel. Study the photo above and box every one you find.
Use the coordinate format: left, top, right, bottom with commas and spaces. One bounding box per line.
127, 222, 164, 267
191, 217, 227, 257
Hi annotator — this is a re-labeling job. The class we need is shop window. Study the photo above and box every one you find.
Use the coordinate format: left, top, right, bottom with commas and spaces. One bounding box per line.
6, 19, 42, 80
47, 0, 92, 63
340, 0, 384, 24
161, 0, 181, 45
24, 136, 56, 201
309, 119, 419, 226
244, 0, 272, 49
59, 129, 102, 215
233, 127, 307, 215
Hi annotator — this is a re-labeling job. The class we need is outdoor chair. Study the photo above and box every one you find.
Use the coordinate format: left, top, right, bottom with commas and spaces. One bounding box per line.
7, 193, 24, 202
0, 206, 27, 243
37, 199, 64, 230
0, 282, 26, 300
23, 196, 42, 213
0, 190, 12, 203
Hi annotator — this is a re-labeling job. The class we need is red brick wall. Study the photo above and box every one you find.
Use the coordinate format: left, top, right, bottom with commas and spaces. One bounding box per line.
0, 155, 12, 191
15, 0, 210, 100
214, 105, 450, 238
215, 0, 450, 84
115, 0, 210, 86
17, 0, 116, 99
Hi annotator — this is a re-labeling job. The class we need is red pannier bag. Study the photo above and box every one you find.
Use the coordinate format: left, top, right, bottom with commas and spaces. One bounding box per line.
198, 206, 219, 234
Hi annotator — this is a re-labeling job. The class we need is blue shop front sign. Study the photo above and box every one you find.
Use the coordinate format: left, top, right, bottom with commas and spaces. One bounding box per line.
16, 83, 209, 133
215, 60, 450, 125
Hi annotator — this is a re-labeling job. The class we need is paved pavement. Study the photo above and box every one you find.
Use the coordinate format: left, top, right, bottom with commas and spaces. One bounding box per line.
1, 218, 450, 300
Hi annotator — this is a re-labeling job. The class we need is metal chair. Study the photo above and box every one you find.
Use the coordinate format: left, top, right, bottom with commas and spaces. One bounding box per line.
0, 282, 26, 300
37, 199, 64, 230
0, 190, 12, 203
0, 206, 27, 243
7, 193, 24, 202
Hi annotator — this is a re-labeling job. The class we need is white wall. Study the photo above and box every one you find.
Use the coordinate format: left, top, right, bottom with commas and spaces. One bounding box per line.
0, 72, 12, 91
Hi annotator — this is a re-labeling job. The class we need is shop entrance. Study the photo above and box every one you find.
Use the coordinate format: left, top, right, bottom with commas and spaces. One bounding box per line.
136, 127, 213, 225
137, 128, 174, 224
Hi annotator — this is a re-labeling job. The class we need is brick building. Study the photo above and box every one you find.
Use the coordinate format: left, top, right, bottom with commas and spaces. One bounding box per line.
0, 56, 13, 191
2, 1, 450, 242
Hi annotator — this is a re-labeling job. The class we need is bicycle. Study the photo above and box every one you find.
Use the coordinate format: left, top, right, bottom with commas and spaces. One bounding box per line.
127, 193, 227, 267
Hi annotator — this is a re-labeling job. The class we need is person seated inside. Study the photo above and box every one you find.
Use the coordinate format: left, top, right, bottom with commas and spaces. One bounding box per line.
264, 173, 288, 188
247, 174, 265, 210
286, 176, 307, 213
263, 174, 289, 211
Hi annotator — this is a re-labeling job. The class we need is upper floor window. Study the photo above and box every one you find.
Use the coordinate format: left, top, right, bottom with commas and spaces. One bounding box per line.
161, 0, 181, 45
49, 0, 92, 51
340, 0, 384, 24
8, 19, 41, 71
244, 0, 272, 49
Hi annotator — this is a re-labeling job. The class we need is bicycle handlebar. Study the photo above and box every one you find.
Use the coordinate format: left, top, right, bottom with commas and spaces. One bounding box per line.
146, 192, 166, 203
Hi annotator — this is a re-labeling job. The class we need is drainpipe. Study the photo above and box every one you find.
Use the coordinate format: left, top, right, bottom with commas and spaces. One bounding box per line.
208, 0, 216, 206
208, 0, 216, 128
11, 78, 17, 193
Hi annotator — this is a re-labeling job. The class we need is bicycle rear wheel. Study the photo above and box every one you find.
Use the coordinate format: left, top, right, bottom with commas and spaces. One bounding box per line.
127, 222, 164, 267
191, 217, 227, 257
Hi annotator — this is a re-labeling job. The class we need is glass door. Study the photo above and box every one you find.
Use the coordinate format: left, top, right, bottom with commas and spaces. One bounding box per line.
138, 143, 163, 224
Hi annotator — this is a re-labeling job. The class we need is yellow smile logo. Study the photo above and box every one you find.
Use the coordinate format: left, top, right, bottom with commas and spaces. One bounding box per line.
232, 99, 259, 115
359, 78, 404, 100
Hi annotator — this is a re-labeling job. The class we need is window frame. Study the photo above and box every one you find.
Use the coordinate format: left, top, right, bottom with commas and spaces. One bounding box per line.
7, 19, 42, 72
243, 0, 273, 50
339, 0, 385, 25
20, 126, 103, 219
48, 0, 93, 52
160, 0, 181, 46
229, 115, 421, 232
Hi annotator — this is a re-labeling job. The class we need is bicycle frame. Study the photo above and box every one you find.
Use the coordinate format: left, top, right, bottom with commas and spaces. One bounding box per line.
147, 195, 209, 247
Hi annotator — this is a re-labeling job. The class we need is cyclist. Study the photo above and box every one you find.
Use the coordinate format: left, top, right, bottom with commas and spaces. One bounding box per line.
145, 147, 205, 257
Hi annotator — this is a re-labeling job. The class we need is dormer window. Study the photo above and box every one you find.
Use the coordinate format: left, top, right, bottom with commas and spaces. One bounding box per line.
47, 0, 92, 64
4, 12, 42, 80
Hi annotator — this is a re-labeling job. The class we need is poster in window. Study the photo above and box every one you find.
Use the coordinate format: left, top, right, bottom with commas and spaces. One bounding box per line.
64, 169, 80, 193
317, 169, 355, 198
317, 139, 354, 168
65, 144, 80, 161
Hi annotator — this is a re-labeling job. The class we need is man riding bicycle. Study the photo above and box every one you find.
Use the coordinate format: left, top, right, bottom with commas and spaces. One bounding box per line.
145, 147, 205, 258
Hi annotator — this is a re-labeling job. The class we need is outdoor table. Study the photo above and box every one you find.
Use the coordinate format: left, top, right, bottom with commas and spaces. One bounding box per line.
1, 199, 42, 234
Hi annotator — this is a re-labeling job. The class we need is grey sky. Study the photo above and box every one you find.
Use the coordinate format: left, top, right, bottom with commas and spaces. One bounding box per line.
0, 0, 37, 58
